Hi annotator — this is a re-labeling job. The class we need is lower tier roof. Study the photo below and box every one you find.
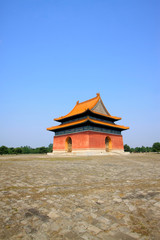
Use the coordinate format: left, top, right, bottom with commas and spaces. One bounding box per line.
47, 117, 129, 132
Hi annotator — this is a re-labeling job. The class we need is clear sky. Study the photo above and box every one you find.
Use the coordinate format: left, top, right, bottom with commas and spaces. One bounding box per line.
0, 0, 160, 148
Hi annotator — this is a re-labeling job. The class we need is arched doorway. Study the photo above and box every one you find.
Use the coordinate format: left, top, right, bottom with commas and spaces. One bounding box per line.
65, 137, 72, 152
105, 136, 112, 152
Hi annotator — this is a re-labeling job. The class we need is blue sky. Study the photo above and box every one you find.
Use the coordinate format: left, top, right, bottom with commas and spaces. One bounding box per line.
0, 0, 160, 148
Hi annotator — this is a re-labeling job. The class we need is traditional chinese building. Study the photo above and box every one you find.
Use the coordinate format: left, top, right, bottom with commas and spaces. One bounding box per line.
47, 94, 129, 155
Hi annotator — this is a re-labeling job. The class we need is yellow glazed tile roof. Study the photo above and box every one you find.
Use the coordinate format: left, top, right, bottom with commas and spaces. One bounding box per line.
47, 117, 129, 131
90, 118, 129, 130
54, 93, 120, 121
47, 118, 88, 131
54, 94, 100, 121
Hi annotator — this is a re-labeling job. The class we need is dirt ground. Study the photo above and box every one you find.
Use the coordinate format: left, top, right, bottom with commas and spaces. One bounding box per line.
0, 153, 160, 240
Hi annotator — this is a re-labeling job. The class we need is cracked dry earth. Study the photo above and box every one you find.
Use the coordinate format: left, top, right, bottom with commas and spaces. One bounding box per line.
0, 153, 160, 240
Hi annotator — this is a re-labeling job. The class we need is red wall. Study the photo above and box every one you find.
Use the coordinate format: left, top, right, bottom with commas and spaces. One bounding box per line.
89, 131, 123, 149
53, 131, 124, 151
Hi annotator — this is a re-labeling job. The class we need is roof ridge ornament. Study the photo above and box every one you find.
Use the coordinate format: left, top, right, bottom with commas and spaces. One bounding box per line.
96, 93, 100, 97
76, 100, 79, 105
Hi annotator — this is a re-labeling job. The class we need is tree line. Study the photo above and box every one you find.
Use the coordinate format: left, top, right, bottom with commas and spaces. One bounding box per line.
124, 142, 160, 153
0, 144, 53, 155
0, 142, 160, 155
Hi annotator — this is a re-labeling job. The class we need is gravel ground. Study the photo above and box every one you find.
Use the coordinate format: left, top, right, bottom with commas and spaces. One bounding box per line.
0, 153, 160, 240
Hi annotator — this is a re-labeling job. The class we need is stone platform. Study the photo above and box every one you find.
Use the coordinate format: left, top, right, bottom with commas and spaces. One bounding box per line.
47, 149, 129, 157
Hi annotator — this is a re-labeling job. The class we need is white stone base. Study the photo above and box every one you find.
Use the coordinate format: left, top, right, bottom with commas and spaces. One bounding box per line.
47, 149, 130, 157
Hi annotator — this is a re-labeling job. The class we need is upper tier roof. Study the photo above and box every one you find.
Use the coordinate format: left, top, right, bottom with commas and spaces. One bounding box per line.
54, 93, 121, 121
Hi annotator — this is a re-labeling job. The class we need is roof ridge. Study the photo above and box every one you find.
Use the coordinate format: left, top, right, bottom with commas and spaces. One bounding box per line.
78, 94, 99, 105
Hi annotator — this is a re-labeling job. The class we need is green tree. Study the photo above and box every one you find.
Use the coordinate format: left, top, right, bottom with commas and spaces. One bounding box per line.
146, 147, 152, 152
0, 146, 8, 154
14, 148, 22, 154
152, 142, 160, 152
141, 146, 146, 152
48, 144, 53, 152
8, 147, 15, 154
38, 147, 48, 154
21, 146, 32, 154
124, 144, 130, 152
130, 148, 134, 153
134, 147, 141, 153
